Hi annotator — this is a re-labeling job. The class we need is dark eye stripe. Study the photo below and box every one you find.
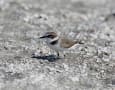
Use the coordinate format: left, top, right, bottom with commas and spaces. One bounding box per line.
47, 35, 55, 38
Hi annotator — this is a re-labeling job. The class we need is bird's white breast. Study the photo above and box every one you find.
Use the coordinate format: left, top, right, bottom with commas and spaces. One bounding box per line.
47, 41, 64, 51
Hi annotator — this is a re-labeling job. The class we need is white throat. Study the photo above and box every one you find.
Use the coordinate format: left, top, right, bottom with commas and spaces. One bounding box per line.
51, 36, 59, 42
45, 36, 59, 44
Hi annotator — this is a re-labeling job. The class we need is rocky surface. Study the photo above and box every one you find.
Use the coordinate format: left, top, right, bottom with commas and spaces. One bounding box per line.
0, 0, 115, 90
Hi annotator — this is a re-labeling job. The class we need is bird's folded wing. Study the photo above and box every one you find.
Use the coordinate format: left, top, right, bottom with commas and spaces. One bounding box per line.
60, 38, 77, 48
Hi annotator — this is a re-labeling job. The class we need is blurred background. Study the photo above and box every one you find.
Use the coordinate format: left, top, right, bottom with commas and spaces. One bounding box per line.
0, 0, 115, 90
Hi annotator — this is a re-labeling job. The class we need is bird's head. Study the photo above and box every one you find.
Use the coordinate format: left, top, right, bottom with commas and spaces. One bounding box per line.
39, 32, 58, 43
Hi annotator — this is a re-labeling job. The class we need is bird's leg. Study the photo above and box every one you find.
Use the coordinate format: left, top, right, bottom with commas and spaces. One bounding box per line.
56, 51, 66, 59
64, 54, 66, 57
56, 51, 66, 58
63, 51, 66, 58
56, 51, 59, 57
55, 51, 60, 58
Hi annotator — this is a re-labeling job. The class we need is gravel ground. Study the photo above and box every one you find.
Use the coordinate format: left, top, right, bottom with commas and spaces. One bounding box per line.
0, 0, 115, 90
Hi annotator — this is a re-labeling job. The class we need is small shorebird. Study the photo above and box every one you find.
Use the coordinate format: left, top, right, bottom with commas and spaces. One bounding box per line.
39, 32, 82, 57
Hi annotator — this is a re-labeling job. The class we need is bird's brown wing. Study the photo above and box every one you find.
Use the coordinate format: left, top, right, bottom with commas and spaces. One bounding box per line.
60, 38, 77, 48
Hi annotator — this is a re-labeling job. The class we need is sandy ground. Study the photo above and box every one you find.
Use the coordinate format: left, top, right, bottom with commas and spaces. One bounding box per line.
0, 0, 115, 90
